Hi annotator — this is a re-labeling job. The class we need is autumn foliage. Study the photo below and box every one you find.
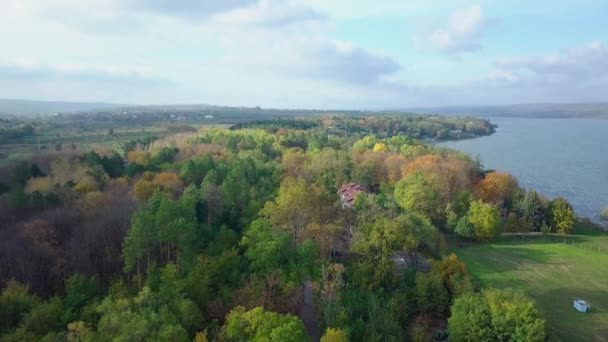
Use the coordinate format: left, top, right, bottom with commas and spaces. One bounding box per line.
401, 154, 476, 204
133, 171, 184, 200
474, 171, 519, 205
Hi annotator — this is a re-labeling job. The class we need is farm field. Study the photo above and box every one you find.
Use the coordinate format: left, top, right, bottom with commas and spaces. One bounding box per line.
454, 226, 608, 341
0, 124, 227, 167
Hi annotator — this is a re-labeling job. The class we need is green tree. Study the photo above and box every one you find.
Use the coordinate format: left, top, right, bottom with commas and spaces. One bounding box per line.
454, 216, 475, 239
353, 135, 377, 151
184, 249, 242, 310
0, 280, 39, 334
449, 288, 545, 342
242, 219, 292, 274
261, 177, 335, 244
200, 170, 221, 227
394, 172, 442, 222
101, 152, 125, 178
241, 218, 319, 286
123, 191, 200, 285
20, 297, 64, 335
221, 306, 309, 342
446, 191, 473, 230
7, 187, 29, 209
337, 290, 403, 341
352, 213, 437, 256
504, 212, 519, 233
467, 200, 500, 240
97, 266, 199, 341
448, 292, 492, 341
309, 148, 352, 192
415, 273, 450, 315
123, 197, 159, 285
11, 162, 45, 187
522, 190, 545, 231
61, 274, 101, 325
549, 197, 575, 234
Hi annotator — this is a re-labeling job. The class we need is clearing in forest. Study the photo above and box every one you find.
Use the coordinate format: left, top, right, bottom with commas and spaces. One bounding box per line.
454, 225, 608, 341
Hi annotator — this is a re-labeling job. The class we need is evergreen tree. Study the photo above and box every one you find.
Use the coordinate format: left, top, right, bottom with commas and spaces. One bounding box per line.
523, 190, 545, 231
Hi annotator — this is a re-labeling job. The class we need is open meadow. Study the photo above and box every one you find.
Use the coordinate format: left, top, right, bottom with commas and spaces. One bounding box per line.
454, 224, 608, 341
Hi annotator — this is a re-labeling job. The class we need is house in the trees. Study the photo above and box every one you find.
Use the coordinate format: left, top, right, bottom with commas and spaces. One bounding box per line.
337, 182, 366, 208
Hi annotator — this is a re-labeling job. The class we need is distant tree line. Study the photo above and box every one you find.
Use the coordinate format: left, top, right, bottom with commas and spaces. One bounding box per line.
230, 118, 320, 132
0, 123, 34, 143
326, 115, 495, 140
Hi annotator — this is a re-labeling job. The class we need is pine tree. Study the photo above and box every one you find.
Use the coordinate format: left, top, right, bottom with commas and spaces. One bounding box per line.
523, 190, 545, 231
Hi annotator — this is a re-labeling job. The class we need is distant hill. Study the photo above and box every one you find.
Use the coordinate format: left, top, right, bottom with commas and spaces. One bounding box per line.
3, 98, 608, 119
404, 103, 608, 119
0, 99, 124, 116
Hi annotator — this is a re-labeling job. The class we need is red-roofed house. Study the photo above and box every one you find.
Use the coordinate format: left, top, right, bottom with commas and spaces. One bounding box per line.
337, 182, 366, 208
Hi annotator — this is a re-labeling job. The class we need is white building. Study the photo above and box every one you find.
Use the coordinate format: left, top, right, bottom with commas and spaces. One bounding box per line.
573, 299, 590, 313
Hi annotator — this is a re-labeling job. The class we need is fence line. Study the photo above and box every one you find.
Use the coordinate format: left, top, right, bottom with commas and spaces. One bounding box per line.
498, 233, 606, 255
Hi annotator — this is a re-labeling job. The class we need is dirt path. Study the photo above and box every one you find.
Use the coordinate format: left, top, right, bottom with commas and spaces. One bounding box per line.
298, 281, 321, 341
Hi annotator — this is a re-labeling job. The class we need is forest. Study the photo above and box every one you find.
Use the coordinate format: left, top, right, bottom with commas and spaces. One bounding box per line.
0, 115, 577, 341
0, 120, 34, 144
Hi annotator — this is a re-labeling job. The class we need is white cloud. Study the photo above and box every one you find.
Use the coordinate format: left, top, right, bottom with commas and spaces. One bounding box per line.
27, 0, 322, 31
128, 0, 257, 19
2, 1, 606, 108
300, 0, 450, 20
212, 0, 326, 27
293, 41, 401, 84
429, 5, 487, 53
451, 41, 608, 104
0, 61, 169, 85
215, 31, 401, 85
0, 0, 403, 107
496, 41, 608, 81
486, 70, 520, 83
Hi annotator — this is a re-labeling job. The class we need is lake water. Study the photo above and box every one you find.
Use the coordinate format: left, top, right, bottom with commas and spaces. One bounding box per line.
438, 118, 608, 222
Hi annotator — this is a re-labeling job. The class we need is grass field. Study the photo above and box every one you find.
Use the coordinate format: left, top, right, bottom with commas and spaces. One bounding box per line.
453, 224, 608, 341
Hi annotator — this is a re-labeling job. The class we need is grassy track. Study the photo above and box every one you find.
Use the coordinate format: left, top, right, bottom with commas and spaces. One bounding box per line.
453, 227, 608, 341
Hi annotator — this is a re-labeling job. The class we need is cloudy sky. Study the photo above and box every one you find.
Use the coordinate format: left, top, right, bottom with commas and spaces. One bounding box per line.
1, 0, 607, 108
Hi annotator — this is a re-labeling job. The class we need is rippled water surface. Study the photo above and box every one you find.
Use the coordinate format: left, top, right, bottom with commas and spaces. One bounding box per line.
438, 118, 608, 221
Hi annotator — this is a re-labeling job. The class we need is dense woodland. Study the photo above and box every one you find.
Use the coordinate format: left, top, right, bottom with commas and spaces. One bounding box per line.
231, 115, 495, 141
0, 119, 34, 144
0, 115, 577, 341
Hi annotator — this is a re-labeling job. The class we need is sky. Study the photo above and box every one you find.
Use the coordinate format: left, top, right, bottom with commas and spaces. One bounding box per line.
1, 0, 608, 109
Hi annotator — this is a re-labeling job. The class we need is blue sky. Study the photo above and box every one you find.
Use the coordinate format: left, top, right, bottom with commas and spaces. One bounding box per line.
1, 0, 607, 108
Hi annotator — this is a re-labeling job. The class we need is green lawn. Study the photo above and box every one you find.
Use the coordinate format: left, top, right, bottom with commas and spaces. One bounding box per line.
453, 227, 608, 341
